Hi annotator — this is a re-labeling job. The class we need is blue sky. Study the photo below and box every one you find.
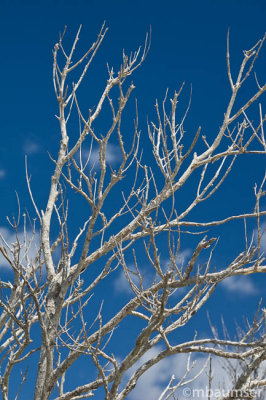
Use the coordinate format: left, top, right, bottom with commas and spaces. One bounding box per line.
0, 0, 266, 398
0, 0, 265, 214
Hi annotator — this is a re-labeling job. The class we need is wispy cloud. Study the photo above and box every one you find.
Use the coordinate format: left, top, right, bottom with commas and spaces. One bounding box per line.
114, 249, 192, 296
0, 227, 40, 270
23, 138, 42, 155
252, 221, 266, 256
123, 348, 231, 400
259, 222, 266, 254
114, 270, 132, 294
126, 347, 172, 400
114, 269, 140, 295
221, 275, 257, 295
0, 169, 6, 179
175, 248, 192, 268
81, 143, 122, 170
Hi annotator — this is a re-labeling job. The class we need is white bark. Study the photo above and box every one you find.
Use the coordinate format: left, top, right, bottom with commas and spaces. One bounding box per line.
0, 26, 265, 400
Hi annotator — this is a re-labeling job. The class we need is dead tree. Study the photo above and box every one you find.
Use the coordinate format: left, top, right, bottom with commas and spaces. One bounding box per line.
0, 25, 266, 400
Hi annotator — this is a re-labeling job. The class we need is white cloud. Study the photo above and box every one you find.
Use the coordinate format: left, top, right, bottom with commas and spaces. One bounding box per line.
175, 248, 192, 270
0, 226, 40, 270
161, 249, 192, 273
114, 269, 132, 294
114, 268, 150, 296
23, 138, 41, 154
114, 248, 192, 296
252, 221, 266, 255
259, 222, 266, 254
124, 348, 266, 400
0, 169, 6, 179
82, 143, 122, 170
221, 275, 257, 295
123, 347, 231, 400
126, 347, 169, 400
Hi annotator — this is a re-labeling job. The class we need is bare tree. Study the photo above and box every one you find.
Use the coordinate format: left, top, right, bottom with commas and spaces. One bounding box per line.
0, 25, 266, 400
